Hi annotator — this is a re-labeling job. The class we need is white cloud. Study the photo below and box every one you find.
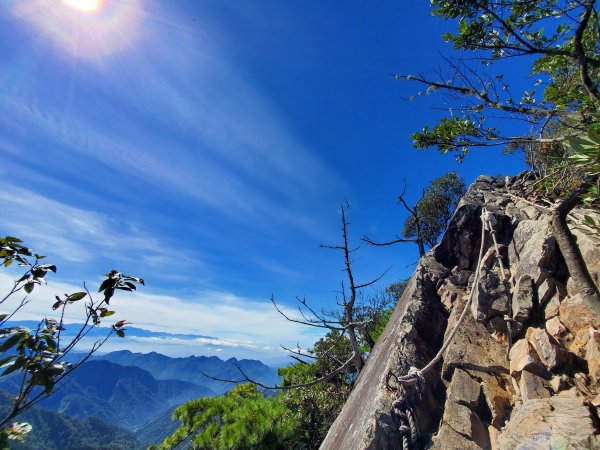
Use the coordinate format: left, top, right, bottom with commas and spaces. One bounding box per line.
126, 336, 257, 350
0, 272, 323, 357
0, 184, 202, 276
0, 1, 346, 363
0, 1, 346, 239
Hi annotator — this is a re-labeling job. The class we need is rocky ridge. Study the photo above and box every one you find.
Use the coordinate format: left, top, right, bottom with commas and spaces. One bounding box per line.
321, 172, 600, 450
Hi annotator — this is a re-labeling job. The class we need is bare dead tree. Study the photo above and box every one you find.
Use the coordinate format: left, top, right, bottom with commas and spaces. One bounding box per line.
362, 181, 426, 257
201, 203, 390, 390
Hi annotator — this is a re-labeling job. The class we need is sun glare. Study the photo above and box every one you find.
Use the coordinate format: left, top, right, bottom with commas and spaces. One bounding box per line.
62, 0, 102, 13
11, 0, 142, 61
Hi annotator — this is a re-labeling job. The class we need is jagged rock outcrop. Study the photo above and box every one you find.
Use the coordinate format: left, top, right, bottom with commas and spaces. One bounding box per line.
321, 172, 600, 450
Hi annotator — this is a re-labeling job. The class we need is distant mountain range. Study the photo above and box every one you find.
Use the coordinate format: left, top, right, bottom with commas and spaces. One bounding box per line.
3, 320, 216, 341
3, 319, 292, 365
40, 360, 215, 429
95, 349, 281, 395
0, 348, 280, 447
0, 390, 143, 450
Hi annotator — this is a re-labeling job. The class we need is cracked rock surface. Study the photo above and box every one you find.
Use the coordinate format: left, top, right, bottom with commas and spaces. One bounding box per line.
321, 172, 600, 450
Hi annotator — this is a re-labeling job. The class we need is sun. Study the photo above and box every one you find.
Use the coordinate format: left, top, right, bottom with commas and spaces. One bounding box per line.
62, 0, 102, 12
11, 0, 141, 61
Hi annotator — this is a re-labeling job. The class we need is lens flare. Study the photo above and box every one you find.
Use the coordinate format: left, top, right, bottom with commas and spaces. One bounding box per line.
9, 0, 142, 61
62, 0, 102, 12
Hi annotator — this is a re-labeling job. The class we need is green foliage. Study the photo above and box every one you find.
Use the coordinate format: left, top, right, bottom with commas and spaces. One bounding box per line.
160, 288, 404, 450
369, 280, 409, 342
524, 121, 600, 198
385, 279, 409, 302
0, 422, 31, 449
161, 326, 380, 450
366, 307, 393, 346
278, 331, 355, 449
160, 384, 293, 450
412, 117, 492, 160
404, 0, 599, 165
0, 235, 142, 437
278, 363, 350, 449
402, 172, 466, 249
353, 288, 398, 351
307, 332, 353, 381
432, 0, 595, 60
564, 122, 600, 175
564, 122, 600, 217
362, 280, 408, 346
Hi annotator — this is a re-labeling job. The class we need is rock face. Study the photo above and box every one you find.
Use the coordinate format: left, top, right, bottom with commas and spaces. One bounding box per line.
321, 172, 600, 450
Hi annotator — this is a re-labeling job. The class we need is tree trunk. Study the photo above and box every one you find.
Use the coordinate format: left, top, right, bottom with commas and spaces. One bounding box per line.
550, 175, 600, 320
414, 207, 425, 257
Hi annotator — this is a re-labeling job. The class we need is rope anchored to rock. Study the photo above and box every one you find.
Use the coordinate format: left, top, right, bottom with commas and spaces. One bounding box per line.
386, 208, 497, 449
484, 209, 517, 352
391, 396, 418, 450
392, 208, 490, 385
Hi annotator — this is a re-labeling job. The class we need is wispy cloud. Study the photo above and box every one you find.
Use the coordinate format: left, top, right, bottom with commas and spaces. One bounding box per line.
0, 272, 323, 359
129, 336, 258, 350
0, 1, 346, 239
0, 0, 348, 362
0, 184, 206, 287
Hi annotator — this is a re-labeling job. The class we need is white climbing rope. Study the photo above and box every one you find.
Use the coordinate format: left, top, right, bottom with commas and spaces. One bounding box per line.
486, 214, 517, 351
395, 207, 491, 384
389, 207, 520, 449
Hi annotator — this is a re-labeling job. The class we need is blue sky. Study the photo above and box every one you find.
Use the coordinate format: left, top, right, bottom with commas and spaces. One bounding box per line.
0, 1, 527, 362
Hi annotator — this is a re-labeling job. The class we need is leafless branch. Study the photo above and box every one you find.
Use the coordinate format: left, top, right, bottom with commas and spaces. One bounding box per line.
200, 357, 357, 390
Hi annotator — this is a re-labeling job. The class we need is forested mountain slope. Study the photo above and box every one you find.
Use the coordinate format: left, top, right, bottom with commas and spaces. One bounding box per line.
0, 391, 143, 450
95, 350, 280, 395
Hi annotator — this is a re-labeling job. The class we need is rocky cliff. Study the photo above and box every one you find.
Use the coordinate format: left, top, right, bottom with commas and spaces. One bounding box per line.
321, 172, 600, 450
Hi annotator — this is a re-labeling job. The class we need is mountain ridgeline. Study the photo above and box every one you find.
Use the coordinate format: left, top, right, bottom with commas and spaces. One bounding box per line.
0, 351, 279, 449
94, 350, 280, 395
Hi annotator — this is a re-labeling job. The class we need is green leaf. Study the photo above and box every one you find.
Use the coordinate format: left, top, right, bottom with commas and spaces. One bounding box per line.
3, 259, 11, 268
24, 283, 34, 294
115, 329, 125, 338
0, 333, 23, 353
98, 278, 114, 293
588, 123, 600, 142
52, 301, 63, 310
103, 288, 115, 304
100, 310, 115, 318
0, 355, 14, 368
66, 292, 87, 302
1, 357, 25, 376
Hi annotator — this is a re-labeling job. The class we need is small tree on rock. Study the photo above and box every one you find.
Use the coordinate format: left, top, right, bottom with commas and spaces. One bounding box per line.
363, 172, 466, 256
